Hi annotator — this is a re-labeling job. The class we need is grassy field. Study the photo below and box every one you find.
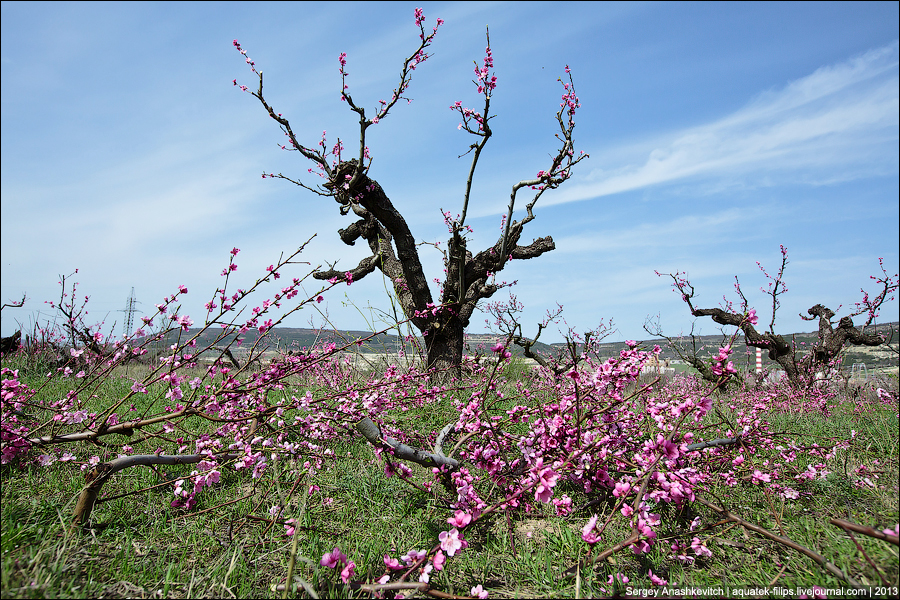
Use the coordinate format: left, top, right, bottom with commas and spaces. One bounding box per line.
1, 354, 898, 599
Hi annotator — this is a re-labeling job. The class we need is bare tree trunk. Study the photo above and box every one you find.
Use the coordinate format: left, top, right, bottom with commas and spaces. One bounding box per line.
425, 318, 465, 382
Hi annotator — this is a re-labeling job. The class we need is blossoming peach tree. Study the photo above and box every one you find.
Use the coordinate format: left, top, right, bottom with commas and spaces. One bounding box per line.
656, 247, 898, 390
2, 9, 898, 597
232, 7, 587, 381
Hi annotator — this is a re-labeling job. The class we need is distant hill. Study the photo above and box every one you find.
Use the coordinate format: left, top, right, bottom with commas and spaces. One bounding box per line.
140, 326, 412, 355
138, 321, 898, 370
471, 322, 898, 370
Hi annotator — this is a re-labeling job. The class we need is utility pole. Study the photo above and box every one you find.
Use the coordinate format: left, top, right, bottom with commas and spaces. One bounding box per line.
120, 288, 140, 338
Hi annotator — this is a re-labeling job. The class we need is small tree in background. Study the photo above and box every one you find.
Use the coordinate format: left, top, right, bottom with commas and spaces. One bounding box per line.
234, 9, 588, 379
658, 247, 898, 389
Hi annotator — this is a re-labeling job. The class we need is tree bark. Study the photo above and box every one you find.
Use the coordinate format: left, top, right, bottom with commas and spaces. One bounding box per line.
424, 316, 466, 381
691, 304, 886, 389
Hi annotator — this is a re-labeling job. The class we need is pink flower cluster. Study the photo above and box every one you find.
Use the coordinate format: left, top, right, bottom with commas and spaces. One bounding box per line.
475, 44, 496, 95
231, 40, 256, 91
320, 547, 355, 583
710, 345, 737, 377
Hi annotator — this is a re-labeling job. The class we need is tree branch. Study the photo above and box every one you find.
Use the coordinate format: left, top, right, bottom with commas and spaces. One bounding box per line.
697, 497, 863, 589
355, 417, 459, 470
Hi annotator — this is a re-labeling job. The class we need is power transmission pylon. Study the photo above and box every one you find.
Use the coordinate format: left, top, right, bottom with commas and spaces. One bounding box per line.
120, 287, 141, 338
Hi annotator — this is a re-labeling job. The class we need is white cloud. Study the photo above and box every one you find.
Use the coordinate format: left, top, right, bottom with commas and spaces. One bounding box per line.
543, 41, 899, 206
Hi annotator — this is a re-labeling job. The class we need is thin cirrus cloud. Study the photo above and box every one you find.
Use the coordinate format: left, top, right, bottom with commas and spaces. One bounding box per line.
552, 206, 768, 255
543, 40, 900, 207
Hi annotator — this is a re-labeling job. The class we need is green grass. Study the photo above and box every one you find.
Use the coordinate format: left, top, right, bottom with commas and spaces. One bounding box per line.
2, 359, 898, 598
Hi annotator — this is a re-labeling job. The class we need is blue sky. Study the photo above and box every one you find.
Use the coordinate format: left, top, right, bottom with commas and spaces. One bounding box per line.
2, 1, 898, 345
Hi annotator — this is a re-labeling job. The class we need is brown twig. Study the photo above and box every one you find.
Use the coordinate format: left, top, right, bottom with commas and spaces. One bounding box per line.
697, 497, 862, 589
829, 518, 897, 587
829, 518, 900, 546
845, 530, 890, 586
352, 581, 476, 599
177, 491, 254, 520
563, 532, 641, 577
355, 417, 459, 470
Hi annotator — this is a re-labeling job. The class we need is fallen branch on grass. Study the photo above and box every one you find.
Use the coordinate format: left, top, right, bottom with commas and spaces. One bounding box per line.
686, 436, 743, 452
71, 452, 238, 531
433, 421, 456, 457
355, 417, 459, 470
697, 497, 863, 589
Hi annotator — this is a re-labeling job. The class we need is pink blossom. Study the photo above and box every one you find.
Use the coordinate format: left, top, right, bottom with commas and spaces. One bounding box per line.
532, 459, 559, 503
747, 308, 758, 325
552, 494, 573, 516
581, 515, 600, 544
433, 550, 445, 571
340, 560, 355, 583
176, 315, 193, 331
471, 584, 489, 599
284, 518, 296, 536
447, 510, 472, 528
613, 481, 631, 498
401, 549, 427, 564
751, 469, 771, 484
320, 547, 347, 569
656, 434, 680, 459
690, 536, 712, 557
781, 487, 799, 499
648, 568, 668, 586
438, 528, 463, 556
